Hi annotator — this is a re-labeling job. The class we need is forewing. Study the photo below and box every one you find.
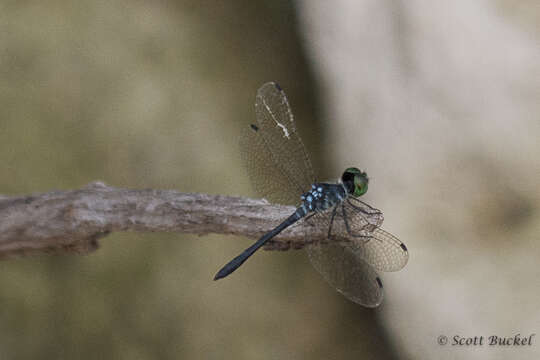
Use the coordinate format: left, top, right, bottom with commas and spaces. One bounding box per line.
355, 228, 409, 272
334, 198, 384, 235
241, 82, 315, 204
240, 124, 302, 205
333, 199, 409, 272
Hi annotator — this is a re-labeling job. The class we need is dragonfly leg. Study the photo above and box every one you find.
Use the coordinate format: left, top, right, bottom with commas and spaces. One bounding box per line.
327, 206, 337, 241
342, 203, 372, 241
302, 212, 317, 224
346, 198, 382, 215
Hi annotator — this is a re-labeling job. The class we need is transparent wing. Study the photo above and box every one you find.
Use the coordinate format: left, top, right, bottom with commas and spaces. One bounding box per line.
358, 228, 409, 272
240, 82, 315, 205
240, 124, 302, 205
335, 198, 384, 235
307, 223, 384, 307
299, 210, 381, 307
304, 199, 407, 306
326, 199, 409, 272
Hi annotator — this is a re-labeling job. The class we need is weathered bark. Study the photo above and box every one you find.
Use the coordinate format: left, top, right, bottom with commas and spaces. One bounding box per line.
0, 182, 317, 259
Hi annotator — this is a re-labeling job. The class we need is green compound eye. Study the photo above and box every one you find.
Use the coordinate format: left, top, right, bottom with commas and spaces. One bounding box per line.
342, 167, 369, 197
353, 172, 368, 196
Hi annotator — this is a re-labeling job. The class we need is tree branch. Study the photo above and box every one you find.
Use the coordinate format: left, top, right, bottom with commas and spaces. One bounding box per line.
0, 182, 290, 258
0, 181, 383, 259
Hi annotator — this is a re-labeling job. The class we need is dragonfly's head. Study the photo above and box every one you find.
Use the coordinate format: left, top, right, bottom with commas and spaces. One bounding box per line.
342, 167, 369, 197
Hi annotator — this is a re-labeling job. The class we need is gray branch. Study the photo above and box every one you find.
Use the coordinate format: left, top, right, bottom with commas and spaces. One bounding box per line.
0, 182, 321, 259
0, 181, 384, 259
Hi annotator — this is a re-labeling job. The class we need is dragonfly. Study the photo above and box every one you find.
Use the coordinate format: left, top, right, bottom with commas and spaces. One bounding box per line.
214, 82, 408, 307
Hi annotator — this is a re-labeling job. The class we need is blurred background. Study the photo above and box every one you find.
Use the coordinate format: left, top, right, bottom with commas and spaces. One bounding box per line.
0, 1, 539, 359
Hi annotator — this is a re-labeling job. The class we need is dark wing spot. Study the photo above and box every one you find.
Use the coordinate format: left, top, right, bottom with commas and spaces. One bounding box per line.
250, 124, 259, 132
274, 82, 282, 91
376, 277, 383, 288
400, 243, 408, 252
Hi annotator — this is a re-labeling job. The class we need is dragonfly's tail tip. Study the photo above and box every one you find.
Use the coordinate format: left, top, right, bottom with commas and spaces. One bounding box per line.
213, 272, 223, 281
213, 268, 229, 281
